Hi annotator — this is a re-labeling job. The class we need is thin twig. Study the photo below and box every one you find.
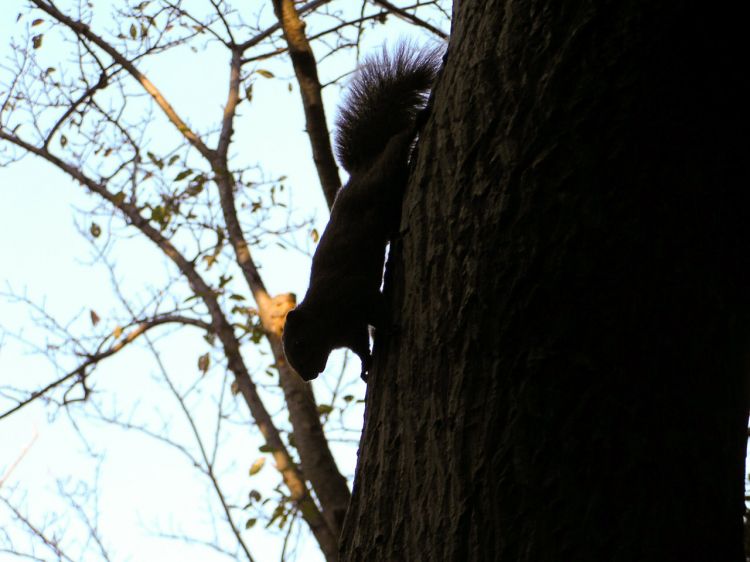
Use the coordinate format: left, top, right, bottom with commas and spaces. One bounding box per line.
0, 314, 210, 421
370, 0, 448, 38
0, 430, 39, 488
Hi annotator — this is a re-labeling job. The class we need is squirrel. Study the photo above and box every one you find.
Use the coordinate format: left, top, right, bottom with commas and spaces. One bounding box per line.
282, 44, 442, 382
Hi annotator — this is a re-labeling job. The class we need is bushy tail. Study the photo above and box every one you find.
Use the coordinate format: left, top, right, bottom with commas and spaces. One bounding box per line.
334, 43, 442, 173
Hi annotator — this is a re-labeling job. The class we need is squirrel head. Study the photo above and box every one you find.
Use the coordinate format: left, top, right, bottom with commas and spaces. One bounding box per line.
282, 308, 329, 381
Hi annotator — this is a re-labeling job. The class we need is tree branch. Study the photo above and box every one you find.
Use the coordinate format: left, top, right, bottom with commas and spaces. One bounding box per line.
271, 0, 341, 208
119, 319, 257, 562
0, 129, 339, 561
0, 497, 76, 562
217, 48, 242, 161
30, 0, 214, 159
0, 430, 38, 488
0, 312, 209, 421
370, 0, 448, 38
44, 80, 107, 152
238, 0, 335, 51
211, 53, 352, 537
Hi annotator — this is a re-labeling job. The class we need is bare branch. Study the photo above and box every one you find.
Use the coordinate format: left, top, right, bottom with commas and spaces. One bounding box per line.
108, 264, 257, 562
144, 334, 256, 562
44, 77, 106, 150
210, 47, 353, 543
208, 0, 237, 44
271, 0, 341, 208
238, 0, 335, 51
370, 0, 449, 38
0, 431, 38, 488
151, 531, 239, 560
56, 477, 112, 562
0, 547, 47, 562
217, 48, 242, 160
0, 311, 210, 421
161, 1, 231, 46
0, 128, 338, 559
0, 497, 76, 562
29, 0, 214, 159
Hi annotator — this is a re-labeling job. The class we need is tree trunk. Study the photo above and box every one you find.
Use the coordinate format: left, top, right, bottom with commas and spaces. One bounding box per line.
340, 2, 749, 561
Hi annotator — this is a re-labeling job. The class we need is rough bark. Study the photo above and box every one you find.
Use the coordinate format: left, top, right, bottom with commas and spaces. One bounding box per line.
340, 2, 749, 561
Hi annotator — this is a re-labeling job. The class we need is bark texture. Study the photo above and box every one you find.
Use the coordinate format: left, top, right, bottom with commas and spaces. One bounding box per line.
340, 2, 749, 561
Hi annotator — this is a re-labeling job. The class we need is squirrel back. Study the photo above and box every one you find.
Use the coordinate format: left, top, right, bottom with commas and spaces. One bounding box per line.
334, 43, 442, 174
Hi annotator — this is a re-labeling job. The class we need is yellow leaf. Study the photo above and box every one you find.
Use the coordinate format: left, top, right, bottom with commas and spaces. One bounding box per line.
248, 457, 265, 476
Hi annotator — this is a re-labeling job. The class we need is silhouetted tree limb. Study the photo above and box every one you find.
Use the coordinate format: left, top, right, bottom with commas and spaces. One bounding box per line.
271, 0, 341, 208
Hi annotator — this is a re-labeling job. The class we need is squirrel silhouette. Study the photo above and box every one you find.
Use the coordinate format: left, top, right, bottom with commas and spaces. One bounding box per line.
283, 44, 442, 382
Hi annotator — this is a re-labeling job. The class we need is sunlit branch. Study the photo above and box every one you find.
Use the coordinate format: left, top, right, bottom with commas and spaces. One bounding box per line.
237, 0, 335, 51
271, 0, 341, 208
211, 49, 274, 314
209, 51, 352, 546
241, 0, 446, 65
241, 9, 390, 64
0, 431, 38, 488
216, 48, 242, 160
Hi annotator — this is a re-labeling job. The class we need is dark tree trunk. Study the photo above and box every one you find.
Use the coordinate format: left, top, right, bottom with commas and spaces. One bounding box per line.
340, 2, 749, 561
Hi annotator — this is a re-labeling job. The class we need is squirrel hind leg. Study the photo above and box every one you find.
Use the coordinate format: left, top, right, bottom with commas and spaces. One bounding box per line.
349, 326, 372, 382
366, 292, 388, 329
367, 293, 399, 337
